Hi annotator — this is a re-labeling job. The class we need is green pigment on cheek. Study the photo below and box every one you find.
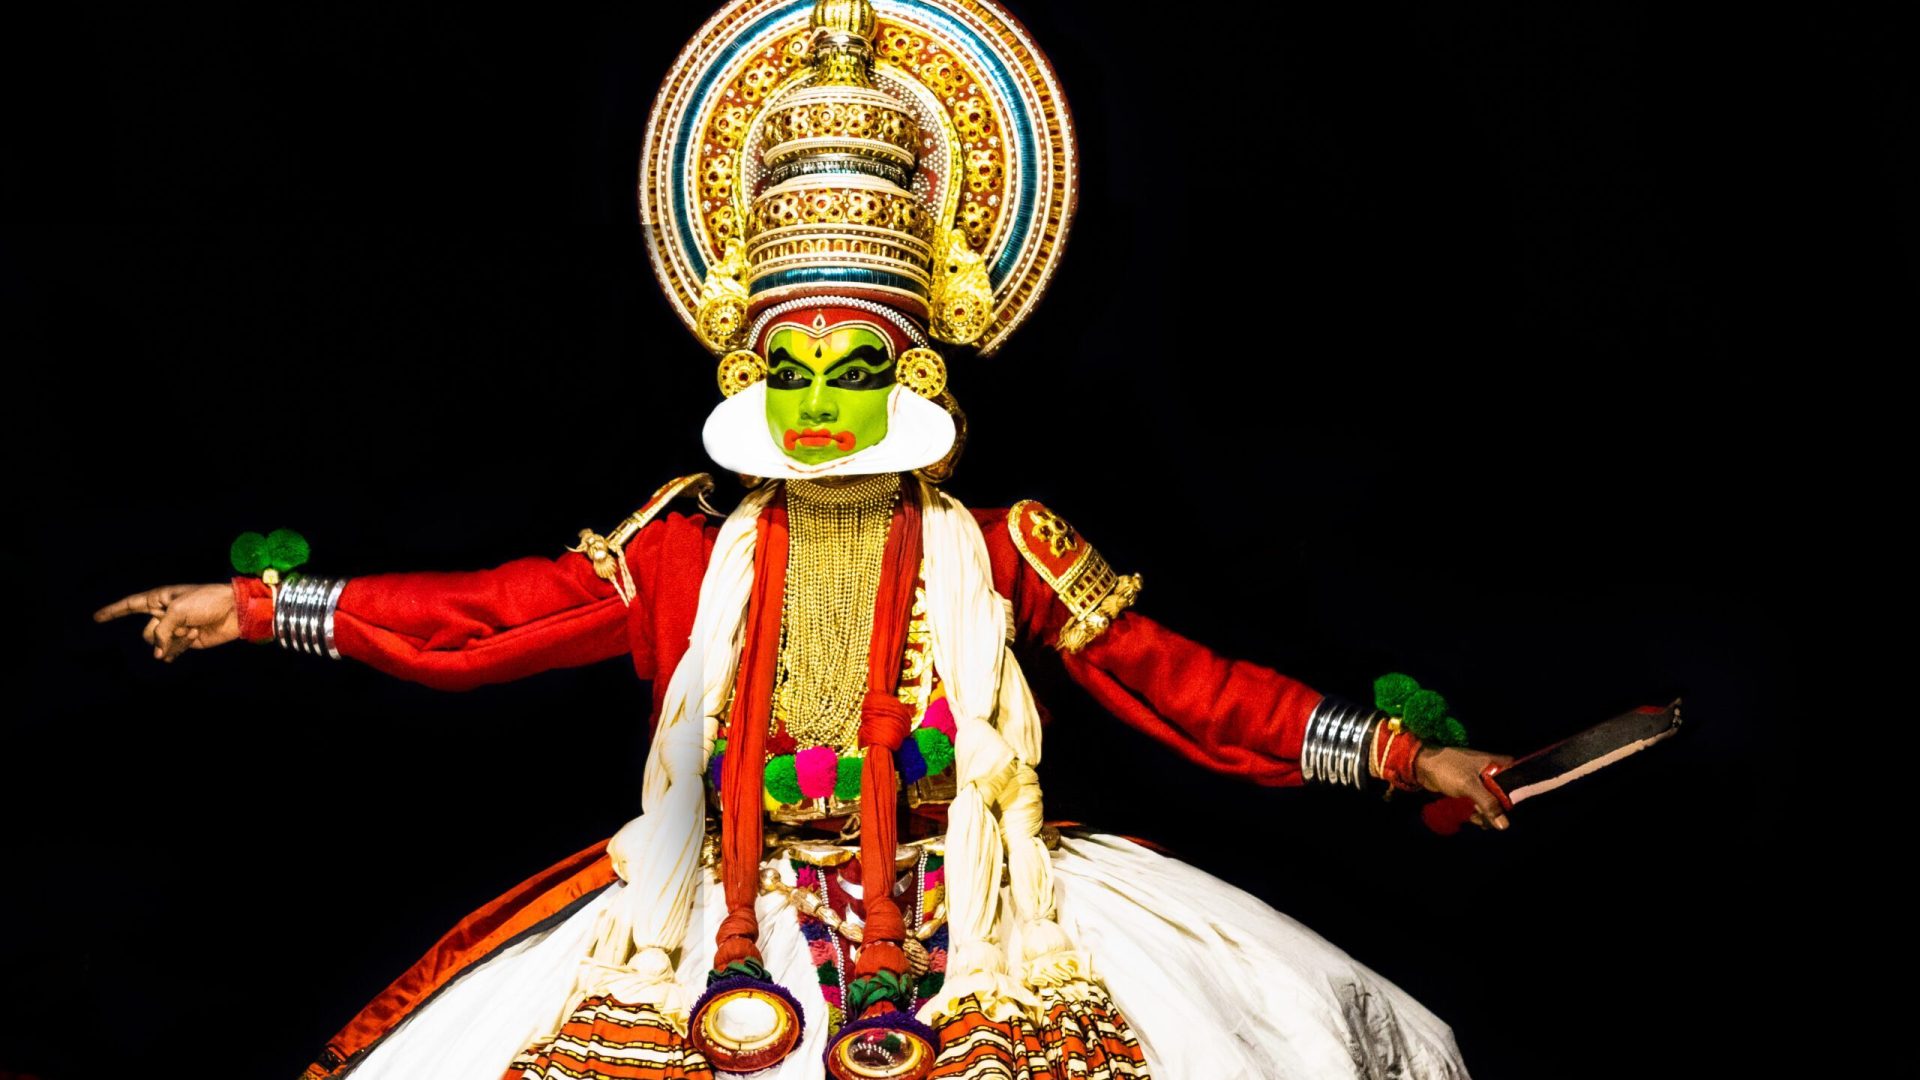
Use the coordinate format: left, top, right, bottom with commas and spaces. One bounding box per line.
762, 325, 895, 464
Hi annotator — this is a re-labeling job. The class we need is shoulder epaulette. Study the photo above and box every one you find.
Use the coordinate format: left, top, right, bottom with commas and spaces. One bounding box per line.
570, 473, 717, 605
1006, 499, 1143, 653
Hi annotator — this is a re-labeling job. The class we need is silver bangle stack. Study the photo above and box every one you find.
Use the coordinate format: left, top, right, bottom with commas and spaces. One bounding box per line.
1300, 696, 1385, 790
273, 575, 347, 659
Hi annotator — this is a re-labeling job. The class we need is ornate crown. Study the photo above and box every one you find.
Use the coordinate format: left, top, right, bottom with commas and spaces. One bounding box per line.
641, 0, 1077, 358
743, 3, 940, 329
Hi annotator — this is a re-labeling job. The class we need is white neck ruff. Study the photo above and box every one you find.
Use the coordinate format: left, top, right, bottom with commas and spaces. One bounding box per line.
701, 381, 956, 480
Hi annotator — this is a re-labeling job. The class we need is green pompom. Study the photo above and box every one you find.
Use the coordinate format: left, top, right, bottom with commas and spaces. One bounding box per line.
712, 737, 729, 757
834, 755, 863, 801
764, 755, 803, 804
913, 726, 955, 776
1374, 672, 1421, 716
1401, 688, 1451, 740
846, 970, 914, 1015
1438, 717, 1470, 748
710, 958, 770, 985
264, 528, 310, 573
230, 532, 270, 576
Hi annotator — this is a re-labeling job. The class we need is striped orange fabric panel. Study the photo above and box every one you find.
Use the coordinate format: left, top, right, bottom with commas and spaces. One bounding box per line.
927, 991, 1150, 1080
507, 996, 713, 1080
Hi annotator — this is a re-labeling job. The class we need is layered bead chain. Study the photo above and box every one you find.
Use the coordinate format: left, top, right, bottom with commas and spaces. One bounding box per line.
773, 472, 902, 751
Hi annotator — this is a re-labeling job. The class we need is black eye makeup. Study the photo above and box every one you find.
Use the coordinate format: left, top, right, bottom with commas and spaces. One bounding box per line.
764, 348, 811, 389
825, 345, 897, 389
827, 364, 895, 389
767, 364, 813, 389
762, 344, 895, 390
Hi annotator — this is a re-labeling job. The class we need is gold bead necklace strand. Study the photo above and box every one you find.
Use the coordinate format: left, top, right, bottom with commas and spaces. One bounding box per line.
773, 472, 903, 751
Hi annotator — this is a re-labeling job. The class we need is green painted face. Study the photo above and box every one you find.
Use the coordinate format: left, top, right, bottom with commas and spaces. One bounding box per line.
762, 323, 896, 464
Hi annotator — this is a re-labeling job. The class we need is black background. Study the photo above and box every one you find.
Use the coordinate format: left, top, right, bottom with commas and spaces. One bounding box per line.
4, 2, 1909, 1077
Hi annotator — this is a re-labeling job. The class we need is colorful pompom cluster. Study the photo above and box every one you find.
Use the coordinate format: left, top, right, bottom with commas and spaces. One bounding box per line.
229, 528, 310, 577
710, 694, 959, 806
1373, 672, 1469, 747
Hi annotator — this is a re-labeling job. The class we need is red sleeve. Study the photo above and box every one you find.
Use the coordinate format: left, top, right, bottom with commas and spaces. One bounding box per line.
328, 550, 635, 692
974, 506, 1323, 787
227, 510, 716, 704
1059, 612, 1322, 787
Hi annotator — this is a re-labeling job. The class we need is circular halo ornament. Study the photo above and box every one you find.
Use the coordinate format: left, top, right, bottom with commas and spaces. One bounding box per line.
717, 348, 769, 397
639, 0, 1078, 357
896, 347, 947, 398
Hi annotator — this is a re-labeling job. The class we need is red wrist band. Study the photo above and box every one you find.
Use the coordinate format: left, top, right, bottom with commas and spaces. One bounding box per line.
232, 576, 276, 643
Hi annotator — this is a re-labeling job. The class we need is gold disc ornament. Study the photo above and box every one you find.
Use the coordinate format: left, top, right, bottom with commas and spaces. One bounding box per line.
897, 347, 947, 398
717, 349, 769, 397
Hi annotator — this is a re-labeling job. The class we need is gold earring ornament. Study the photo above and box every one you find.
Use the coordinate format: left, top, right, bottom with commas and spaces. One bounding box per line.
717, 349, 767, 397
897, 347, 947, 399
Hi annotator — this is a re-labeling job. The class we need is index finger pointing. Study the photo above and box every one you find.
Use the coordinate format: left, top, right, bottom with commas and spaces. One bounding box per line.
94, 588, 171, 622
94, 593, 150, 622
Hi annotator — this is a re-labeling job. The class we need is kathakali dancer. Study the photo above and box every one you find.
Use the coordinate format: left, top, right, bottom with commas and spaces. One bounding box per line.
95, 2, 1517, 1077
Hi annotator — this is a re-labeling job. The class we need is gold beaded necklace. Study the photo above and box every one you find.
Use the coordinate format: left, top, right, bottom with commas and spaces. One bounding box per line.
773, 472, 902, 751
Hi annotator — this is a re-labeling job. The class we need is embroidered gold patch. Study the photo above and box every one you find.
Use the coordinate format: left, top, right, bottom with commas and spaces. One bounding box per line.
1028, 505, 1076, 558
1006, 500, 1142, 653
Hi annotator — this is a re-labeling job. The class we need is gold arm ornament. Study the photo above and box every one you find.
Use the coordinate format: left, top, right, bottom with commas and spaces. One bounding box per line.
569, 473, 717, 605
1005, 500, 1145, 653
1056, 572, 1144, 655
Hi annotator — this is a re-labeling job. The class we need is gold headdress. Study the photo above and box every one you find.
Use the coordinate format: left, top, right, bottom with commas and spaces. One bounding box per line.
640, 0, 1077, 358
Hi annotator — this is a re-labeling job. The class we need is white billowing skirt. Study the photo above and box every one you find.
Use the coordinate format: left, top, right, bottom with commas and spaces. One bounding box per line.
346, 833, 1470, 1080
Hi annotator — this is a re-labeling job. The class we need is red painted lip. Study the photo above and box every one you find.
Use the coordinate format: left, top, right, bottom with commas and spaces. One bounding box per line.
784, 428, 857, 451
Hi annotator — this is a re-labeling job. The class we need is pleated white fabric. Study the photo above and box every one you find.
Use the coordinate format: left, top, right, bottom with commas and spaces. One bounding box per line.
1044, 834, 1469, 1080
346, 834, 1470, 1080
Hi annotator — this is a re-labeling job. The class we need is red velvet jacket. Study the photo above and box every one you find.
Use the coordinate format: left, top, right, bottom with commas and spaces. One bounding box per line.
234, 497, 1325, 785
